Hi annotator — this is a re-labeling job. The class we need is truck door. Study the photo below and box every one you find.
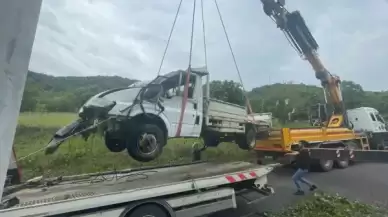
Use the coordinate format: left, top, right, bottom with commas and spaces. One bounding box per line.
162, 73, 199, 137
190, 75, 203, 137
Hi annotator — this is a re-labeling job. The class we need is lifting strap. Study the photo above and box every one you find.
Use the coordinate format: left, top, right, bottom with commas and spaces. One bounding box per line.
214, 0, 253, 114
159, 0, 256, 137
175, 0, 197, 137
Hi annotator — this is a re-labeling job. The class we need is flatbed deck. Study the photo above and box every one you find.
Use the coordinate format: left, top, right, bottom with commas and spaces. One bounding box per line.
2, 161, 276, 211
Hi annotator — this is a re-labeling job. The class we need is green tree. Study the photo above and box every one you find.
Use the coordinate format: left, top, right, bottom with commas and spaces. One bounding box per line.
20, 84, 40, 112
209, 80, 245, 106
341, 80, 365, 109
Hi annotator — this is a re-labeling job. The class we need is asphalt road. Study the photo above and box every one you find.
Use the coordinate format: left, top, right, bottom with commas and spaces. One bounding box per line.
211, 163, 388, 217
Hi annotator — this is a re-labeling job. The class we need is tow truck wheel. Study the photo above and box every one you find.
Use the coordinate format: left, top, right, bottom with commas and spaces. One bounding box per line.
104, 132, 126, 152
335, 159, 349, 169
125, 204, 170, 217
318, 159, 334, 172
126, 124, 165, 162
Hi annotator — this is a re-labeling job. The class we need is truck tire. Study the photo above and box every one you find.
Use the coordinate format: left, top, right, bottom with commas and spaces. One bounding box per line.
203, 134, 220, 147
125, 204, 169, 217
236, 127, 256, 150
126, 124, 165, 162
104, 132, 126, 152
335, 159, 349, 169
318, 159, 334, 172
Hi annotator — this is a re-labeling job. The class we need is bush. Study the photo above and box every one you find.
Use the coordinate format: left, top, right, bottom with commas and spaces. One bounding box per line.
268, 193, 388, 217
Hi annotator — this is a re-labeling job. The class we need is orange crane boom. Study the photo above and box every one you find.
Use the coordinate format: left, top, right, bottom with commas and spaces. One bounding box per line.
260, 0, 349, 128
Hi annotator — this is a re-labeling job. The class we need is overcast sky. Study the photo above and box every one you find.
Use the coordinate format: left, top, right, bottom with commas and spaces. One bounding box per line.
29, 0, 388, 91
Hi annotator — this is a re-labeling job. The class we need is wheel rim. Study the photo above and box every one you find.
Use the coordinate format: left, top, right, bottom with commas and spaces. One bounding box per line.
249, 139, 255, 148
248, 130, 256, 148
323, 160, 332, 167
137, 133, 158, 155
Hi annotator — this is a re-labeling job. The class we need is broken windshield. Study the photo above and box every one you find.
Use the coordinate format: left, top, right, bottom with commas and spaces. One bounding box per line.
102, 87, 142, 103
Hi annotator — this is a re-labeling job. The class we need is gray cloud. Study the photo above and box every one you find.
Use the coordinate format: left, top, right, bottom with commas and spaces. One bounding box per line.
29, 0, 388, 91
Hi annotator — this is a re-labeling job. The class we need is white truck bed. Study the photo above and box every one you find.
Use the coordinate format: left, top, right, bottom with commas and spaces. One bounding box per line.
207, 99, 272, 133
208, 99, 248, 123
1, 161, 277, 217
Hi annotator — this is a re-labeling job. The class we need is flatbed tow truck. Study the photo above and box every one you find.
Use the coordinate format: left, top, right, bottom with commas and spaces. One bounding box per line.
2, 1, 388, 217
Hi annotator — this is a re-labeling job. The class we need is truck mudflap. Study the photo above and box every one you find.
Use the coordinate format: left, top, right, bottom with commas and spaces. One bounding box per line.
0, 161, 277, 217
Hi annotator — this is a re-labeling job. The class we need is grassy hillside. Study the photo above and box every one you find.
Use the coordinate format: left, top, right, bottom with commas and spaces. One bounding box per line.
27, 71, 137, 93
22, 71, 388, 120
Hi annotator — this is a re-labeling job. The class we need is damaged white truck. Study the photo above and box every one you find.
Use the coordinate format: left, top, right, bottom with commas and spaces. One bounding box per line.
46, 68, 271, 162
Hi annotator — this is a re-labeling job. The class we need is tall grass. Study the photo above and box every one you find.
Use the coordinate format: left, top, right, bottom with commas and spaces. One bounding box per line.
18, 112, 76, 127
14, 112, 255, 180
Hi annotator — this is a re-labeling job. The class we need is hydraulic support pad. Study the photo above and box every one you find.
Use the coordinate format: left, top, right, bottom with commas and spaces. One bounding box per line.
306, 148, 388, 163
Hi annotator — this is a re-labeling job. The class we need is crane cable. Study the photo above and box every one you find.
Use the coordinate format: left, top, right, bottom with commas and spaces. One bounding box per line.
156, 0, 184, 76
175, 0, 197, 137
214, 0, 253, 114
201, 0, 208, 67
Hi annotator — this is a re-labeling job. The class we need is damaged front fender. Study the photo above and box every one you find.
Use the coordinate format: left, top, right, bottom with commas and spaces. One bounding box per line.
45, 119, 95, 155
45, 97, 117, 155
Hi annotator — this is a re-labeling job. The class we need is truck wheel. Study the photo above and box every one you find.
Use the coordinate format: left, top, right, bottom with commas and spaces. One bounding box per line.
126, 124, 165, 162
104, 132, 126, 152
318, 159, 334, 172
236, 127, 256, 150
335, 159, 349, 169
125, 204, 169, 217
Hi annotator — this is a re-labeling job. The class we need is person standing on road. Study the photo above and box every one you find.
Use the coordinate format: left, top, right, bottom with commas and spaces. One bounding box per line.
287, 144, 317, 195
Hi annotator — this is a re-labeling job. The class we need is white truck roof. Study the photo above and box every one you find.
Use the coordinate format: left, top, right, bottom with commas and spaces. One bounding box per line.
347, 107, 379, 113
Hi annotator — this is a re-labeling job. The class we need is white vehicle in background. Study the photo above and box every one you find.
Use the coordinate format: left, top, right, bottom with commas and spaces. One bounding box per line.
311, 104, 388, 150
347, 107, 388, 150
45, 68, 271, 162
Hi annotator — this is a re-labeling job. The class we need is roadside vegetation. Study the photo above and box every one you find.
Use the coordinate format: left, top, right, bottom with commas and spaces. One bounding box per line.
269, 193, 388, 217
15, 112, 256, 180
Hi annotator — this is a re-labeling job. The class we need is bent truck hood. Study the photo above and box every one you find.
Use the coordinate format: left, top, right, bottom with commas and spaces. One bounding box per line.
44, 85, 162, 155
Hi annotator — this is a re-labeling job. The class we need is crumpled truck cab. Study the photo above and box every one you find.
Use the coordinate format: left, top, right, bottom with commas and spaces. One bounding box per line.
45, 67, 271, 162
